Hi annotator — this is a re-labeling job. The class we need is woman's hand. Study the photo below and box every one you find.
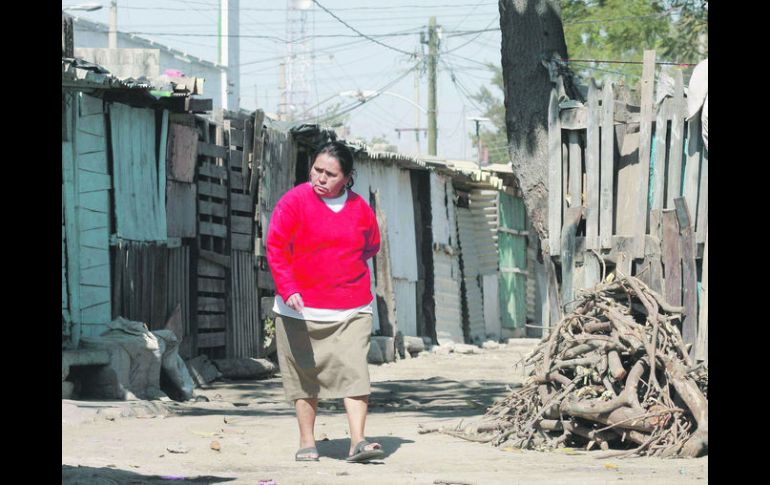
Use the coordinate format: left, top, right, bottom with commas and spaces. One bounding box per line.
286, 293, 304, 313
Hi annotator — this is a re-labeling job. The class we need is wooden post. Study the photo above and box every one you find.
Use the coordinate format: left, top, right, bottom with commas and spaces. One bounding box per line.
585, 80, 600, 250
661, 210, 682, 308
683, 118, 701, 233
560, 208, 582, 313
696, 148, 708, 246
600, 81, 615, 250
548, 87, 562, 256
634, 50, 656, 258
568, 132, 582, 209
675, 198, 698, 358
652, 98, 671, 211
667, 69, 685, 208
695, 227, 708, 363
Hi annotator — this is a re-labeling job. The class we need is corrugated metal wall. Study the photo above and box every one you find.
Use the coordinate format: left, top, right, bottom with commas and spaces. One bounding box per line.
228, 251, 261, 358
470, 189, 501, 339
109, 103, 168, 242
354, 157, 419, 336
62, 93, 113, 341
166, 245, 191, 354
430, 173, 464, 343
456, 207, 486, 343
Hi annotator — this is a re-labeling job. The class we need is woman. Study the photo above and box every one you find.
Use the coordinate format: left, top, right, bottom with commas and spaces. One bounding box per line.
266, 141, 385, 463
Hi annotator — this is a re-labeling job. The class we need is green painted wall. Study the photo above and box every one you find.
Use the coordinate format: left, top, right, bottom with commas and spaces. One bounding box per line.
62, 93, 113, 343
498, 192, 528, 330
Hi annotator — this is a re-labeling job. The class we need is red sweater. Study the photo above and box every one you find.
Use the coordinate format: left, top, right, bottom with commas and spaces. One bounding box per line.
266, 182, 381, 309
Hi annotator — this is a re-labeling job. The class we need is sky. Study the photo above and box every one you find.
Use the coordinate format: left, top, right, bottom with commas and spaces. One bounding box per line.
63, 0, 507, 160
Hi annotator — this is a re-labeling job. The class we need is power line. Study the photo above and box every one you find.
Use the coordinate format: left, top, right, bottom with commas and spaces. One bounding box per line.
311, 0, 418, 58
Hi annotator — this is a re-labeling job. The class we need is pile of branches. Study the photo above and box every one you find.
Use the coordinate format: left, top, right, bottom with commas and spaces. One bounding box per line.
445, 276, 708, 458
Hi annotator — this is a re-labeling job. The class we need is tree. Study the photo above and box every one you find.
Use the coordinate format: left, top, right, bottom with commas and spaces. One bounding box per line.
498, 0, 577, 245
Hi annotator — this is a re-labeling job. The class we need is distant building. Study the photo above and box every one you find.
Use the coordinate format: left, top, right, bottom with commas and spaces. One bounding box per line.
71, 16, 225, 109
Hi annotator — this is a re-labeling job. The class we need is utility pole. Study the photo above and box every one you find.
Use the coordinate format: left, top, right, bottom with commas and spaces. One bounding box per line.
108, 0, 117, 49
414, 55, 421, 155
427, 16, 438, 156
218, 0, 240, 111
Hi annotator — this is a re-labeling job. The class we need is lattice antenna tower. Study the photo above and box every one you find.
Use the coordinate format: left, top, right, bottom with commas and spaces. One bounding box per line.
279, 0, 313, 121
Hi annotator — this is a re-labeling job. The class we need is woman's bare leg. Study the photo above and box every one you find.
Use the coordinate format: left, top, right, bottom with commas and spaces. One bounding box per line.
295, 398, 319, 456
343, 395, 381, 455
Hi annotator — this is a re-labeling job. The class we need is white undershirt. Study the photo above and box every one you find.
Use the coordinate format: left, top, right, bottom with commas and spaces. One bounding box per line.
272, 189, 374, 321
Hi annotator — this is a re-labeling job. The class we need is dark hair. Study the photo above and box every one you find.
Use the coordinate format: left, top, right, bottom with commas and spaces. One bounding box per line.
311, 141, 355, 189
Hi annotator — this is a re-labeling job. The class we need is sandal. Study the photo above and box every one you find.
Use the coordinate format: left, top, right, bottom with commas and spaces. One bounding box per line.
346, 440, 385, 463
295, 446, 319, 461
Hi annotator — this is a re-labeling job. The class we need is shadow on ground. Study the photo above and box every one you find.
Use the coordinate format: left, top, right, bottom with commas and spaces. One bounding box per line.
315, 436, 415, 462
165, 376, 518, 422
62, 465, 235, 484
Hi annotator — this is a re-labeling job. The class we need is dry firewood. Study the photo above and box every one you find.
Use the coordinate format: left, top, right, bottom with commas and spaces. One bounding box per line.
661, 355, 708, 457
562, 420, 619, 447
553, 353, 602, 370
607, 350, 626, 380
536, 419, 563, 431
583, 320, 612, 334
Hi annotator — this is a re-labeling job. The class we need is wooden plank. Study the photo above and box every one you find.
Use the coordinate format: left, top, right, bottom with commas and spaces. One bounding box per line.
611, 236, 634, 278
547, 87, 562, 257
187, 97, 213, 113
229, 128, 245, 147
567, 131, 582, 209
229, 171, 245, 191
560, 207, 582, 312
78, 171, 111, 193
661, 210, 682, 308
167, 123, 198, 183
231, 216, 253, 234
198, 313, 226, 330
166, 181, 197, 238
231, 233, 252, 252
682, 118, 701, 233
600, 81, 615, 249
78, 151, 109, 174
667, 69, 685, 208
231, 193, 253, 213
197, 181, 228, 200
583, 250, 601, 290
197, 331, 225, 348
634, 50, 656, 258
198, 200, 227, 218
199, 221, 227, 238
242, 118, 254, 177
651, 97, 671, 212
197, 258, 226, 278
258, 267, 275, 291
199, 249, 231, 268
249, 111, 265, 196
198, 277, 226, 294
695, 148, 708, 244
674, 197, 697, 358
224, 117, 245, 130
260, 297, 275, 320
198, 163, 228, 180
198, 142, 228, 159
695, 227, 708, 363
585, 80, 600, 250
615, 121, 640, 237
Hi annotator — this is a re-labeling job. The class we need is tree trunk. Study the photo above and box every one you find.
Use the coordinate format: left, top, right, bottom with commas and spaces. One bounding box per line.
498, 0, 578, 247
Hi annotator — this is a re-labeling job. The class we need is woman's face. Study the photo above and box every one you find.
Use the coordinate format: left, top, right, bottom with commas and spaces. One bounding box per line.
310, 153, 350, 198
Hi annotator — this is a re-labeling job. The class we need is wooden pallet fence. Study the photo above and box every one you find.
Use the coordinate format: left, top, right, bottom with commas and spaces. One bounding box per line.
195, 116, 230, 259
547, 50, 708, 352
196, 257, 228, 358
224, 112, 255, 252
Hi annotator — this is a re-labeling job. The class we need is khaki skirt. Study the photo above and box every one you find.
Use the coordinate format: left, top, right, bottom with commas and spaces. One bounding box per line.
275, 312, 372, 402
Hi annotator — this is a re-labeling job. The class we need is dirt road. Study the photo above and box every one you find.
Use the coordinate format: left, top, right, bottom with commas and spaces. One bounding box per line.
62, 339, 708, 484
